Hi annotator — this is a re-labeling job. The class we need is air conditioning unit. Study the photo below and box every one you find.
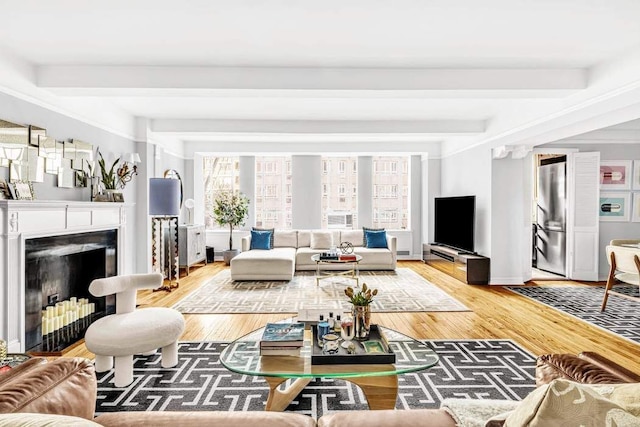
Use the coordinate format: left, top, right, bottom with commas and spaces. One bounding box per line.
327, 213, 353, 229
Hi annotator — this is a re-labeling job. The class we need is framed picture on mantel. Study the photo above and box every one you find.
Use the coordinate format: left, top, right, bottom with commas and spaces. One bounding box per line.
12, 181, 34, 200
0, 179, 13, 199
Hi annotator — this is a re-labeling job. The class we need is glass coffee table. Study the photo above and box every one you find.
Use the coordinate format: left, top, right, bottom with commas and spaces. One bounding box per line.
311, 254, 363, 286
219, 324, 438, 411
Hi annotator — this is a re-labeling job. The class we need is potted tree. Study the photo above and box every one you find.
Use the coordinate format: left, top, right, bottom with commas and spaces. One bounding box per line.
212, 191, 250, 265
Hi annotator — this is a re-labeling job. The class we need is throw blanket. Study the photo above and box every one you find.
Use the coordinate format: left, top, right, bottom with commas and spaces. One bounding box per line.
441, 399, 520, 427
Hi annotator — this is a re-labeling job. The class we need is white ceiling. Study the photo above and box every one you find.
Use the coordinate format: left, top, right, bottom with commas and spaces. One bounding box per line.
1, 0, 640, 156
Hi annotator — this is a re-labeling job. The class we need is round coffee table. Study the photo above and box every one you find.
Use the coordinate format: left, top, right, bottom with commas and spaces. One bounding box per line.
311, 254, 363, 286
219, 324, 438, 411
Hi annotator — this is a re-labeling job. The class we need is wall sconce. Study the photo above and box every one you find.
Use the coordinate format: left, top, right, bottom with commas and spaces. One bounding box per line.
117, 153, 141, 188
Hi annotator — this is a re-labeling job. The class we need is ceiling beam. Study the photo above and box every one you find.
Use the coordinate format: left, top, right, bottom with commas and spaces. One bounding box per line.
37, 66, 586, 94
182, 139, 443, 157
149, 119, 485, 134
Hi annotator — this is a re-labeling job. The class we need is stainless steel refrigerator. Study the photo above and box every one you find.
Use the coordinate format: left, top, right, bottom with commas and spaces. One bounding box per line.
535, 160, 566, 276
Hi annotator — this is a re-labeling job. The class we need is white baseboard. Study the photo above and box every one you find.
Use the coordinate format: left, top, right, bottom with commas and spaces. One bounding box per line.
397, 255, 422, 261
488, 277, 525, 285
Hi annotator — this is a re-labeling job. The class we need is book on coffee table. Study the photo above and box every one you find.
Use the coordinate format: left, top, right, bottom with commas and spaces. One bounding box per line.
260, 322, 304, 347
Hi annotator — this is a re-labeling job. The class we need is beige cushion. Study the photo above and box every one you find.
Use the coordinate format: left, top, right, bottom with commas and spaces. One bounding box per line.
0, 413, 101, 426
297, 230, 311, 248
295, 247, 326, 267
310, 231, 333, 249
340, 230, 364, 247
273, 230, 297, 248
230, 247, 296, 280
353, 247, 393, 265
504, 379, 640, 426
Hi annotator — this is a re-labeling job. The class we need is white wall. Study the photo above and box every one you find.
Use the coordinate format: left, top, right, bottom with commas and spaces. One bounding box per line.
440, 145, 492, 258
490, 155, 530, 284
422, 157, 440, 244
357, 156, 373, 227
239, 156, 256, 231
292, 155, 322, 229
409, 155, 422, 257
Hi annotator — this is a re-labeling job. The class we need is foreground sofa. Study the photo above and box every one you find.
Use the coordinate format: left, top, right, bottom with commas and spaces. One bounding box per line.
1, 352, 639, 426
231, 229, 397, 281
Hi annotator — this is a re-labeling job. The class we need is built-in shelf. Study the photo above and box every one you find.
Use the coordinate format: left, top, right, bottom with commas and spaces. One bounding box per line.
422, 243, 490, 285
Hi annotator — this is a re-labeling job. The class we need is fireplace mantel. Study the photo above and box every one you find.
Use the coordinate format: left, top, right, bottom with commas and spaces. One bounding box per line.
0, 200, 131, 352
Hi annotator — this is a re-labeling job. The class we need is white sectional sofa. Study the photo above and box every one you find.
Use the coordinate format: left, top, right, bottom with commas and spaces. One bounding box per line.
230, 229, 397, 281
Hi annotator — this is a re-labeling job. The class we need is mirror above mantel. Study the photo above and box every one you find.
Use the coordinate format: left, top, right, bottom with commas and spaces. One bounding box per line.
0, 118, 95, 191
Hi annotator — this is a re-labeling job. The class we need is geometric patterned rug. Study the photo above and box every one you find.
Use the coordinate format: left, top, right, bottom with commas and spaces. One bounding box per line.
505, 284, 640, 345
173, 268, 469, 314
95, 340, 536, 419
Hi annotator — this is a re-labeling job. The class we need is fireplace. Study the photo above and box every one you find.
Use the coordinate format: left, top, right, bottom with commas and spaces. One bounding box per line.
24, 230, 118, 354
0, 200, 129, 353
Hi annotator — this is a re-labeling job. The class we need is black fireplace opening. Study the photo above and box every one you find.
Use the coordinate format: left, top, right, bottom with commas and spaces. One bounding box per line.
25, 230, 118, 353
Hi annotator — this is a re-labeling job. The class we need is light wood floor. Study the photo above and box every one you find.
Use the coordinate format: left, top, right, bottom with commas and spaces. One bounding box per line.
63, 261, 640, 375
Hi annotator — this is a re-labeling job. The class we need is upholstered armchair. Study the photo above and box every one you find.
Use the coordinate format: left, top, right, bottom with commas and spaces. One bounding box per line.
601, 240, 640, 311
84, 273, 185, 387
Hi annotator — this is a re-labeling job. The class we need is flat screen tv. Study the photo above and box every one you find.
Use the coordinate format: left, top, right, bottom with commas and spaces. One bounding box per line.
434, 195, 475, 253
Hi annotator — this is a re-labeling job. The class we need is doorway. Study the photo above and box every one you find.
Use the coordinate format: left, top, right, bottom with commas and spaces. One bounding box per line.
532, 154, 568, 280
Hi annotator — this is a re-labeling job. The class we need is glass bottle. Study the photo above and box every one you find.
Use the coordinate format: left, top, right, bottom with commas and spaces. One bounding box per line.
328, 312, 335, 328
334, 314, 342, 334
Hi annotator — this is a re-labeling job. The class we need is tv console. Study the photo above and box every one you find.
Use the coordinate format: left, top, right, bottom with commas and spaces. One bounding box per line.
423, 243, 490, 285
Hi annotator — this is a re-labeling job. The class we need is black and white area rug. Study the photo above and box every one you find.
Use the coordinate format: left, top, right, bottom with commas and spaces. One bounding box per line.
95, 340, 535, 419
506, 285, 640, 345
173, 268, 469, 314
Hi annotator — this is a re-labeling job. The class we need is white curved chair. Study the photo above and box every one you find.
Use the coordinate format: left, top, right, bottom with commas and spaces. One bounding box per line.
85, 273, 185, 387
601, 240, 640, 312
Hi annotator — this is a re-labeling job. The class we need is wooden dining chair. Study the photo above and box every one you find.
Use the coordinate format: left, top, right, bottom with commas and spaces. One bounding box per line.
601, 242, 640, 311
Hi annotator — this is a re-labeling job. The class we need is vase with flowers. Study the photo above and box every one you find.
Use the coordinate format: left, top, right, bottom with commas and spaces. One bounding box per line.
344, 283, 378, 340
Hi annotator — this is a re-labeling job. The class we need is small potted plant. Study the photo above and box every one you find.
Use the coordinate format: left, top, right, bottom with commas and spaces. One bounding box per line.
212, 191, 250, 265
344, 283, 378, 340
97, 151, 119, 194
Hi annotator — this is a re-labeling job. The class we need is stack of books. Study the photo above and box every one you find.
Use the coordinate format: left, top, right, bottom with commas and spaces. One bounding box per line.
319, 252, 339, 260
339, 254, 357, 261
260, 322, 305, 356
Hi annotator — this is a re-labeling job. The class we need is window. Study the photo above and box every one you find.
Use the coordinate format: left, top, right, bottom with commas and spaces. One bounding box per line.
372, 156, 410, 229
203, 156, 240, 230
321, 156, 358, 229
255, 156, 292, 228
374, 184, 398, 198
265, 185, 277, 198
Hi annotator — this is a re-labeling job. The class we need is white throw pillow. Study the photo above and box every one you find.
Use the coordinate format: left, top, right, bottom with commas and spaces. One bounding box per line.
340, 230, 364, 247
273, 230, 297, 248
310, 231, 332, 249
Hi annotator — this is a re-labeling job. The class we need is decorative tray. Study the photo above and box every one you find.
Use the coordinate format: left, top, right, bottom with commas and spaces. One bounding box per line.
311, 324, 396, 365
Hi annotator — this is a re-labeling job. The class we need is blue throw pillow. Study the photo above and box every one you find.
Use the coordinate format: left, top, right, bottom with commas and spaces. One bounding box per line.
250, 230, 273, 250
252, 227, 274, 248
364, 229, 388, 249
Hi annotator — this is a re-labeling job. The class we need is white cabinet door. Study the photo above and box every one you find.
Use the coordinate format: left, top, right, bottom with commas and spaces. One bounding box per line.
567, 152, 600, 281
